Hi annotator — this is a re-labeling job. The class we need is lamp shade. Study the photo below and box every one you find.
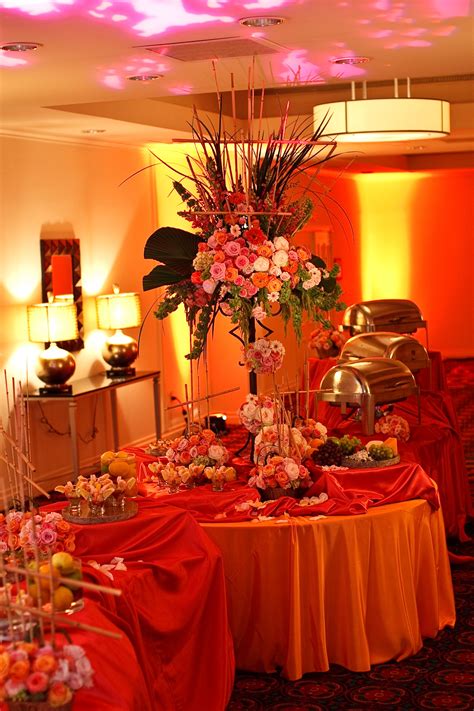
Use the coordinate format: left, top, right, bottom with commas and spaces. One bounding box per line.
96, 291, 142, 330
314, 98, 450, 142
27, 302, 78, 343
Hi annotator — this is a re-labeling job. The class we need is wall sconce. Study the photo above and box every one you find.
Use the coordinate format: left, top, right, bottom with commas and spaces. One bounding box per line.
27, 300, 79, 394
96, 285, 142, 377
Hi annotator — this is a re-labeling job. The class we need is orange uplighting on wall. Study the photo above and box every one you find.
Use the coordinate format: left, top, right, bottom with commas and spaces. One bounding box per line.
355, 173, 423, 301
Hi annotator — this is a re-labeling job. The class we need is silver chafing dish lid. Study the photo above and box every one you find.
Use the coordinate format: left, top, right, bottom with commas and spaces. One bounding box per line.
320, 358, 417, 397
342, 299, 426, 334
339, 332, 430, 372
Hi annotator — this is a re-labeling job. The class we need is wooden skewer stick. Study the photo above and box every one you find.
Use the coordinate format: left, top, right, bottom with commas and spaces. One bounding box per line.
184, 384, 193, 431
4, 564, 122, 597
0, 456, 50, 499
166, 386, 240, 411
0, 602, 123, 640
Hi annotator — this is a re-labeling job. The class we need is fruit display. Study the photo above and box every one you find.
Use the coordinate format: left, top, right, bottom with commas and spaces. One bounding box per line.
311, 436, 400, 468
311, 439, 343, 467
27, 552, 83, 613
100, 450, 138, 496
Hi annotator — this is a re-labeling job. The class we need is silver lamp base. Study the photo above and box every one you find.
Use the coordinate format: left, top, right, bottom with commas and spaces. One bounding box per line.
36, 343, 76, 393
102, 330, 138, 377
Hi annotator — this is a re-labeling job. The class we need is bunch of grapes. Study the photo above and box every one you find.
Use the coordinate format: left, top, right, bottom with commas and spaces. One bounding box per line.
367, 444, 394, 461
312, 440, 343, 466
333, 435, 362, 456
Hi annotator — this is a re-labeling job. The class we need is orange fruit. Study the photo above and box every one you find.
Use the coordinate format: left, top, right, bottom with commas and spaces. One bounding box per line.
38, 563, 61, 591
108, 460, 130, 478
52, 586, 74, 612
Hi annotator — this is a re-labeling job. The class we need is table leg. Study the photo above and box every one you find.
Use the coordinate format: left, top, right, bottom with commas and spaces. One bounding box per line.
153, 375, 162, 439
68, 401, 80, 479
110, 389, 119, 451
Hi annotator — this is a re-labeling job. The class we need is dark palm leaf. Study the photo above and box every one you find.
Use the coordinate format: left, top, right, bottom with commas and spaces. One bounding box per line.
143, 265, 185, 291
144, 227, 200, 263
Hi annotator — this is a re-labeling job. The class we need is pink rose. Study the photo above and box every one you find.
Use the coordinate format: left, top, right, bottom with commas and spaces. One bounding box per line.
210, 262, 226, 280
26, 672, 49, 694
235, 255, 249, 270
223, 241, 241, 257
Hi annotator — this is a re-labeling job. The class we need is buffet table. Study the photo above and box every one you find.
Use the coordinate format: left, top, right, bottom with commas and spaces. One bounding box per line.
202, 499, 455, 680
41, 500, 235, 711
308, 355, 473, 539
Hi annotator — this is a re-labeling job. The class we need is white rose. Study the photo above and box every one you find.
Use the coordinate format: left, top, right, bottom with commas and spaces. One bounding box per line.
244, 402, 257, 417
284, 459, 300, 480
253, 256, 270, 272
209, 444, 226, 462
260, 407, 274, 425
273, 249, 289, 267
274, 236, 289, 251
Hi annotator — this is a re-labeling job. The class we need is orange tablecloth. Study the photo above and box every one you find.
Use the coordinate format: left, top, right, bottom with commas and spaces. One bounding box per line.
202, 499, 455, 680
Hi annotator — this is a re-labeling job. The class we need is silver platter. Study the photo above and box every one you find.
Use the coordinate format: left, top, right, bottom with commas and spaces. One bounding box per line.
62, 499, 138, 524
342, 454, 401, 469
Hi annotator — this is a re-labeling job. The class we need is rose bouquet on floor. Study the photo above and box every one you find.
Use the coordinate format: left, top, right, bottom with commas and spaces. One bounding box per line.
0, 641, 93, 709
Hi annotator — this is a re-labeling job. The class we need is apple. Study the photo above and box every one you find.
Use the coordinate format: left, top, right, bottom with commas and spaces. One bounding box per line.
51, 551, 75, 575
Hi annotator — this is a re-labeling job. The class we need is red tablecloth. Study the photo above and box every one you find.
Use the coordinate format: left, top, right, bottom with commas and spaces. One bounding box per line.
308, 357, 473, 540
41, 500, 235, 711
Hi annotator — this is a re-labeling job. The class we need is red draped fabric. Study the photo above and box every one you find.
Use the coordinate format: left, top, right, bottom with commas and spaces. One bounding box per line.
39, 501, 235, 711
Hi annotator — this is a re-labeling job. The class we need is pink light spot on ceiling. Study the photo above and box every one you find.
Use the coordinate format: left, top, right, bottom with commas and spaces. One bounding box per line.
89, 10, 104, 17
251, 31, 265, 38
432, 24, 456, 36
0, 0, 74, 15
368, 29, 393, 38
279, 50, 323, 85
244, 0, 286, 8
0, 51, 28, 67
112, 13, 127, 21
406, 39, 431, 47
96, 1, 112, 9
102, 73, 123, 89
432, 0, 470, 17
329, 62, 366, 79
130, 2, 233, 37
401, 27, 427, 37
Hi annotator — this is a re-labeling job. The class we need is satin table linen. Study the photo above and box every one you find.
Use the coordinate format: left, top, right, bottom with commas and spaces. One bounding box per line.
41, 499, 235, 711
308, 356, 473, 539
202, 499, 455, 680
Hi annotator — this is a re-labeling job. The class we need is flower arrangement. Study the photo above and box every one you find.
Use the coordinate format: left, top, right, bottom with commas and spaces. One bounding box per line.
248, 455, 311, 492
242, 338, 285, 375
254, 425, 309, 464
238, 394, 274, 434
203, 465, 237, 491
309, 323, 346, 356
0, 641, 93, 707
165, 429, 228, 468
139, 82, 345, 360
375, 414, 410, 441
0, 511, 75, 558
295, 419, 328, 449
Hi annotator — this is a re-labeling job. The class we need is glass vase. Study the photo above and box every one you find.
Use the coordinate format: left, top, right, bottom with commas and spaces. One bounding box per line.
211, 480, 225, 493
88, 501, 105, 517
66, 496, 82, 517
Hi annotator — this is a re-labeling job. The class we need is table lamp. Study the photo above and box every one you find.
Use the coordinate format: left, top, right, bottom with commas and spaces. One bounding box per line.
96, 285, 142, 377
27, 300, 79, 394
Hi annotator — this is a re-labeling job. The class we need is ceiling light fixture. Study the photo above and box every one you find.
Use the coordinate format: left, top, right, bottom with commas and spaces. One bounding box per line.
314, 78, 450, 143
331, 56, 371, 65
128, 74, 162, 82
239, 16, 284, 28
1, 42, 42, 52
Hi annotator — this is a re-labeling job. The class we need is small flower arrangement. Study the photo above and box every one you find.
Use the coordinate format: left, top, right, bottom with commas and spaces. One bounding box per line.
242, 338, 285, 375
254, 425, 309, 464
165, 429, 229, 468
248, 455, 311, 492
238, 394, 274, 434
309, 323, 346, 356
204, 465, 237, 491
76, 474, 115, 504
0, 640, 93, 707
295, 418, 328, 448
1, 511, 75, 558
375, 414, 410, 441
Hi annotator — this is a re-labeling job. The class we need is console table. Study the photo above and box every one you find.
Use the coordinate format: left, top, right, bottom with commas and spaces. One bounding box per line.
28, 370, 161, 478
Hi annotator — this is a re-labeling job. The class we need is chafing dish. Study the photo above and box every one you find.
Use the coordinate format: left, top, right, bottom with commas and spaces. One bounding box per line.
339, 332, 430, 374
315, 358, 420, 434
342, 299, 427, 339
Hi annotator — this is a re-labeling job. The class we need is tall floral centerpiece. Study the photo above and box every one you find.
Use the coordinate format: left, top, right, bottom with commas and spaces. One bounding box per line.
140, 78, 345, 362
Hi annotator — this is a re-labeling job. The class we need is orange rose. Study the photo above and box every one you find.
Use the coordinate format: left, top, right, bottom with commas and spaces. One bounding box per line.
197, 445, 208, 456
285, 261, 298, 274
267, 277, 282, 293
189, 435, 200, 446
191, 271, 203, 285
213, 250, 226, 263
33, 654, 57, 675
297, 246, 311, 261
48, 682, 73, 708
55, 519, 71, 535
179, 451, 191, 465
275, 470, 290, 487
257, 245, 272, 258
9, 660, 30, 681
215, 230, 228, 245
225, 267, 238, 282
251, 273, 269, 289
201, 429, 216, 441
17, 643, 36, 656
0, 652, 10, 679
64, 536, 75, 553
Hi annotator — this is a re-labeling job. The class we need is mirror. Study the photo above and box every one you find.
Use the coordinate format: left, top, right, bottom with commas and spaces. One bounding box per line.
40, 237, 84, 350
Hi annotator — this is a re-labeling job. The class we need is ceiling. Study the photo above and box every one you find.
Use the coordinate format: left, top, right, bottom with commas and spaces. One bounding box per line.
1, 0, 473, 163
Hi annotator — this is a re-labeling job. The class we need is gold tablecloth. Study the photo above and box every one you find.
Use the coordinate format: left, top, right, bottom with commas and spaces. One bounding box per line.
202, 499, 455, 680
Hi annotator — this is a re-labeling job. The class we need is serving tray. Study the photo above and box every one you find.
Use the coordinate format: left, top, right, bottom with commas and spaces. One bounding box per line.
341, 454, 401, 469
62, 499, 138, 524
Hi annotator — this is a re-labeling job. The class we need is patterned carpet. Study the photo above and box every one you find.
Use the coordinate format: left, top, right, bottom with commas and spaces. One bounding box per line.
225, 359, 474, 710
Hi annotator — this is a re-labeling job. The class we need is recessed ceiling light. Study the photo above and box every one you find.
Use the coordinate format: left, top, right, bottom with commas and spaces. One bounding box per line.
81, 129, 106, 134
128, 74, 162, 82
331, 56, 372, 65
1, 42, 42, 52
239, 16, 285, 28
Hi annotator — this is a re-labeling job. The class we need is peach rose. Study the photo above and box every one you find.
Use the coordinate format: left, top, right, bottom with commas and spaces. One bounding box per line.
0, 652, 10, 679
251, 272, 269, 289
9, 660, 30, 681
48, 681, 73, 708
257, 244, 273, 258
225, 267, 239, 282
214, 230, 229, 245
275, 470, 290, 487
213, 250, 226, 263
33, 654, 57, 675
267, 278, 282, 293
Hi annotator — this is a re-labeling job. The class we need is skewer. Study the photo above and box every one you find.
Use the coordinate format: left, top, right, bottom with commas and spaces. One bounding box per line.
184, 384, 193, 431
203, 345, 211, 428
4, 564, 122, 597
166, 386, 240, 410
